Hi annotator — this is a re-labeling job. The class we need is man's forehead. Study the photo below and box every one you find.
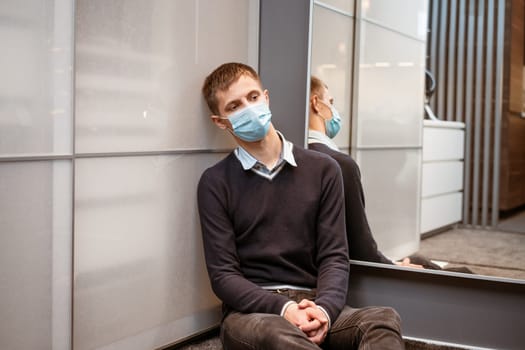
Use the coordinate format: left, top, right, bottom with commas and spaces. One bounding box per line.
217, 75, 263, 103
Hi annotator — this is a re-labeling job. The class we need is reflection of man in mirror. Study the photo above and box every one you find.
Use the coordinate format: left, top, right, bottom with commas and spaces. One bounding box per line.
197, 63, 405, 349
308, 76, 423, 268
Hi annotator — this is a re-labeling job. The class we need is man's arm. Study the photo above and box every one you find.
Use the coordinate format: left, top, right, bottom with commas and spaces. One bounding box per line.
314, 158, 350, 322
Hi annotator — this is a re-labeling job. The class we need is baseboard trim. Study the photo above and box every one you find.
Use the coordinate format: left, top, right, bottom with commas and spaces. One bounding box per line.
404, 334, 497, 349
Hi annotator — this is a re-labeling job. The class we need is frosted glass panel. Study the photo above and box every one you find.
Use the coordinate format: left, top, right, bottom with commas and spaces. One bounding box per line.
316, 0, 354, 14
75, 0, 258, 153
74, 154, 224, 350
0, 161, 72, 350
356, 22, 425, 147
361, 0, 428, 39
311, 5, 354, 148
0, 0, 73, 156
356, 149, 421, 260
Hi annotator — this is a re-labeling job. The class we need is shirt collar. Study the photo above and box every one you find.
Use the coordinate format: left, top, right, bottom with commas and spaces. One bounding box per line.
280, 131, 297, 167
308, 129, 340, 151
234, 131, 297, 170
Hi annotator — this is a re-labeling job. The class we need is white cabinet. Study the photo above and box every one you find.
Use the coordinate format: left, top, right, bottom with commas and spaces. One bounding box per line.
421, 120, 465, 234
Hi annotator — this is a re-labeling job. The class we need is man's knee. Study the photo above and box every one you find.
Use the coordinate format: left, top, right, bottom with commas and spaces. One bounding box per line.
375, 306, 400, 320
222, 313, 309, 349
381, 306, 401, 323
363, 306, 402, 332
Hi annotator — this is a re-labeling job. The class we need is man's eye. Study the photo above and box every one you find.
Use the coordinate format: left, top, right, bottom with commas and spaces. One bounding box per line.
250, 94, 259, 101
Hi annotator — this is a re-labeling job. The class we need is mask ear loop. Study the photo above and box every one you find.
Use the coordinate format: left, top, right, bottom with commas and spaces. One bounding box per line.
315, 99, 333, 121
212, 114, 235, 134
310, 95, 325, 120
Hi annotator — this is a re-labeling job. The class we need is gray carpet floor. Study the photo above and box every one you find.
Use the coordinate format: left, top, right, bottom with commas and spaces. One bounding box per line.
173, 336, 221, 350
497, 208, 525, 233
418, 227, 525, 280
171, 335, 465, 350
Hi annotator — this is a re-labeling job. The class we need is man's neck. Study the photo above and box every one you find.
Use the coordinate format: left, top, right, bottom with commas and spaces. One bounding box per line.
308, 112, 326, 134
237, 125, 282, 169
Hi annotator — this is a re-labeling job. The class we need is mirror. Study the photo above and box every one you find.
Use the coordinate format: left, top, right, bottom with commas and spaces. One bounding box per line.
309, 0, 525, 281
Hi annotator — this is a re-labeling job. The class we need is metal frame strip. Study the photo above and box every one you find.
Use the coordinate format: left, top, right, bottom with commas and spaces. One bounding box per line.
455, 0, 467, 123
491, 0, 505, 226
481, 0, 495, 226
446, 0, 457, 121
429, 0, 439, 112
472, 0, 485, 226
463, 0, 476, 225
437, 0, 448, 119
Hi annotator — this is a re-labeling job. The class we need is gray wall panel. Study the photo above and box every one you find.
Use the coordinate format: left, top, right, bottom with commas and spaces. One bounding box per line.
259, 0, 311, 146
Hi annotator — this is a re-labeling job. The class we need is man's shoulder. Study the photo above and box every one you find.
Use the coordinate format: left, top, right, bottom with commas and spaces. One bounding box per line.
198, 152, 237, 184
308, 143, 358, 169
294, 144, 343, 174
295, 143, 335, 162
308, 142, 338, 156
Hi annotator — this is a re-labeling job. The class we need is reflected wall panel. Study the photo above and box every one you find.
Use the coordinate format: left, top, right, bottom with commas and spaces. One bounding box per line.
311, 3, 354, 149
0, 161, 72, 350
352, 0, 427, 258
317, 0, 355, 14
356, 149, 421, 259
74, 154, 224, 350
0, 0, 73, 156
75, 0, 258, 153
356, 21, 426, 148
361, 0, 428, 39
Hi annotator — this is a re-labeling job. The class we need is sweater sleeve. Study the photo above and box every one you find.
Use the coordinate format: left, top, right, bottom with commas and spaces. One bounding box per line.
314, 159, 350, 322
197, 169, 290, 315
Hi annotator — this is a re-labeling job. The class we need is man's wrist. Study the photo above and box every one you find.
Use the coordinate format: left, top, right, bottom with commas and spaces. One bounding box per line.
316, 305, 331, 329
280, 301, 297, 317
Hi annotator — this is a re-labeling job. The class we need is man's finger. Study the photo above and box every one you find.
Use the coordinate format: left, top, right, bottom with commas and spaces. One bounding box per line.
299, 319, 321, 332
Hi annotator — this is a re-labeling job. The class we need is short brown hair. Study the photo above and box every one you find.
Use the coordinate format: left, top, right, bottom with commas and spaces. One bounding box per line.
310, 76, 326, 98
202, 62, 261, 115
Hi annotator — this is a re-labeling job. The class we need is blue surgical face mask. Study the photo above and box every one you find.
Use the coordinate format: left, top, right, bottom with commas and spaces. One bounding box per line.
319, 100, 342, 139
224, 102, 272, 142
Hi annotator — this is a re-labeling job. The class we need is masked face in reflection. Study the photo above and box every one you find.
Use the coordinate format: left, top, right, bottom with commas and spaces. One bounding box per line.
317, 99, 342, 139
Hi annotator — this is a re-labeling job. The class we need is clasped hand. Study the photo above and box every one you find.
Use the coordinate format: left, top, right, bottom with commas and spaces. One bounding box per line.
284, 299, 329, 345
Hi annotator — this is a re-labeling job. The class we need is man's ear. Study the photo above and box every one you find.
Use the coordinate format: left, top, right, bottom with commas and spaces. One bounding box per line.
210, 115, 228, 130
264, 89, 270, 104
310, 95, 320, 114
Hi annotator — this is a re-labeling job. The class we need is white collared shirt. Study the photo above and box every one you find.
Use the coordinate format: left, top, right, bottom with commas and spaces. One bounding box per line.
308, 129, 340, 151
234, 131, 297, 180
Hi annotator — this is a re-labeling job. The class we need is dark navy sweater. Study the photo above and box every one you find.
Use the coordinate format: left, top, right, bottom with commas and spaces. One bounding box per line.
197, 145, 349, 322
